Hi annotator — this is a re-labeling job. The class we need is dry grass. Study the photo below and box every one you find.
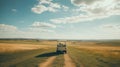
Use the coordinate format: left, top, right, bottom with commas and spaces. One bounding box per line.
69, 41, 120, 59
74, 45, 120, 58
0, 43, 55, 53
0, 40, 120, 67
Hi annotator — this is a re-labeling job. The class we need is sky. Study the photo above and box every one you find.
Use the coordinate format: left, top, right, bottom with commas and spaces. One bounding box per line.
0, 0, 120, 39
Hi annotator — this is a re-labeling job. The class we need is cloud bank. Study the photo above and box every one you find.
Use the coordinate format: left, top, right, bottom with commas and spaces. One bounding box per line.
50, 0, 120, 24
31, 0, 69, 14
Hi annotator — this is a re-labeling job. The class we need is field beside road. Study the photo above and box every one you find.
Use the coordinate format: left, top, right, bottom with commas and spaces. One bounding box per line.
0, 39, 120, 67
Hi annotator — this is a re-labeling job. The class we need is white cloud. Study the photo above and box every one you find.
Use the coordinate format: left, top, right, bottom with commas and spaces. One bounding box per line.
71, 0, 99, 6
62, 5, 69, 11
50, 14, 109, 24
85, 23, 120, 39
0, 24, 17, 32
39, 0, 53, 4
32, 0, 60, 14
72, 0, 120, 15
102, 24, 115, 29
29, 21, 56, 33
100, 24, 120, 31
31, 21, 56, 28
11, 9, 17, 12
31, 0, 69, 14
31, 5, 47, 14
82, 0, 120, 15
50, 0, 120, 24
29, 28, 54, 32
0, 24, 25, 38
49, 2, 61, 8
92, 23, 120, 39
0, 24, 55, 38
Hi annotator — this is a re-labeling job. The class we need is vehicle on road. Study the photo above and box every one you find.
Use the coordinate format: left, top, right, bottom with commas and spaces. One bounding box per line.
56, 41, 67, 53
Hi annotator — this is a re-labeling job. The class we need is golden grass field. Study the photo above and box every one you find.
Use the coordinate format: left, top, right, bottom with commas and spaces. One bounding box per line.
0, 43, 55, 53
0, 39, 120, 67
78, 46, 120, 56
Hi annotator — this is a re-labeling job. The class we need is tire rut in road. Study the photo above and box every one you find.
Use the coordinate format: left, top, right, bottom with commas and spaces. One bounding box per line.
64, 54, 76, 67
38, 56, 56, 67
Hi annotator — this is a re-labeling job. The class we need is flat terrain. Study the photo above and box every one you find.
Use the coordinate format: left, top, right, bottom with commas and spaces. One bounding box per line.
0, 40, 120, 67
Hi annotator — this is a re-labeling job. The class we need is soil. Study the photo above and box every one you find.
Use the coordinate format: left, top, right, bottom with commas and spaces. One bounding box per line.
64, 54, 76, 67
38, 56, 56, 67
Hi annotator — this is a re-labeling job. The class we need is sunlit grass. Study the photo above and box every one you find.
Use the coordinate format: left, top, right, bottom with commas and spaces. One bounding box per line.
0, 40, 120, 67
68, 46, 120, 67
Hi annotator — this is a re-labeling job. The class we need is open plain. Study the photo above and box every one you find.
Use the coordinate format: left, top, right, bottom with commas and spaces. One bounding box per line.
0, 39, 120, 67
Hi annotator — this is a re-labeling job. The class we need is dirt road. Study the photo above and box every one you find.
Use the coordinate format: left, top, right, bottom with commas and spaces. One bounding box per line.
38, 54, 77, 67
38, 56, 56, 67
64, 54, 76, 67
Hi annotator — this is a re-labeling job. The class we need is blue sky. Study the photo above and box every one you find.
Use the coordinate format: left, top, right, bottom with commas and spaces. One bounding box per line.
0, 0, 120, 39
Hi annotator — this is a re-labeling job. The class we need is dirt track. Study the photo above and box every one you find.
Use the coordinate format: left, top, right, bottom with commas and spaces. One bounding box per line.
64, 54, 76, 67
38, 54, 76, 67
38, 56, 56, 67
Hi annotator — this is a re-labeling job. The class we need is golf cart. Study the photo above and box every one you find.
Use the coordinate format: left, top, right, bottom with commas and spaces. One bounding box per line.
56, 41, 67, 53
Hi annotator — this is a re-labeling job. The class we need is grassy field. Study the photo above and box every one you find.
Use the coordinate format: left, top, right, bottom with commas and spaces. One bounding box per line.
68, 46, 120, 67
0, 39, 120, 67
0, 39, 57, 45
